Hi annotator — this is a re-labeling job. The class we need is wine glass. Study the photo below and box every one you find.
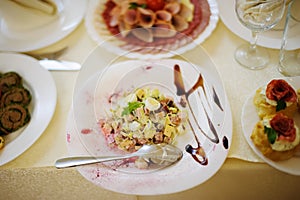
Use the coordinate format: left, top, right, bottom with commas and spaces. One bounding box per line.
235, 0, 286, 69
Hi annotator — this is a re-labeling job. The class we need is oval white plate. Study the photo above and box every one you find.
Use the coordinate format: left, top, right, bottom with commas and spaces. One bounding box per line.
217, 0, 300, 50
241, 77, 300, 175
67, 59, 232, 195
85, 0, 219, 59
0, 0, 87, 52
0, 53, 57, 166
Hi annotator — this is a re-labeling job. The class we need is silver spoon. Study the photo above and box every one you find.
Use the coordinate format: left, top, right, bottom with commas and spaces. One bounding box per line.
55, 143, 183, 169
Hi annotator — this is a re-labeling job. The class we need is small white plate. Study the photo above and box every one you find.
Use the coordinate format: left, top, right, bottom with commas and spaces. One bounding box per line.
0, 53, 57, 166
0, 0, 87, 52
217, 0, 300, 50
241, 77, 300, 175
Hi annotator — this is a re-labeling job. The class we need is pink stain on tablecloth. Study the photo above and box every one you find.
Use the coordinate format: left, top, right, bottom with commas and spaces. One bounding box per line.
67, 133, 71, 143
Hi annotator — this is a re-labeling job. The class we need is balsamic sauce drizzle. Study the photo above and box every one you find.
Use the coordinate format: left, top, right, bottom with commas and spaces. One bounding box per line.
174, 64, 224, 165
222, 136, 229, 150
187, 92, 219, 143
213, 87, 223, 111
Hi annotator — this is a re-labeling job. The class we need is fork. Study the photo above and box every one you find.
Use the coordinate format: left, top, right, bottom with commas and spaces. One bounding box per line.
24, 47, 82, 71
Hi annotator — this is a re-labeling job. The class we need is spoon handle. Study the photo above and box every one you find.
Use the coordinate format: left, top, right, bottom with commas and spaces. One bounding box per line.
55, 155, 134, 169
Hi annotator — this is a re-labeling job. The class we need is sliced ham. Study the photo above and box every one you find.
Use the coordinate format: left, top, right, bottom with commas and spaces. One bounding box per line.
266, 79, 297, 103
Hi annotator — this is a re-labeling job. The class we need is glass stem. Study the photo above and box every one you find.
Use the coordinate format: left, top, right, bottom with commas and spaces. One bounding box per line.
250, 31, 259, 53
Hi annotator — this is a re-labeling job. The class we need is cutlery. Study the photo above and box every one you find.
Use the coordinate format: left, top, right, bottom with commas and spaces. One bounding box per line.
55, 143, 183, 169
38, 60, 81, 71
24, 47, 81, 71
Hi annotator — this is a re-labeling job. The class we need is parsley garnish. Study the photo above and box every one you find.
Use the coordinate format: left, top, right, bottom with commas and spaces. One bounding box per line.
122, 102, 144, 116
264, 126, 277, 144
129, 2, 147, 9
276, 99, 287, 111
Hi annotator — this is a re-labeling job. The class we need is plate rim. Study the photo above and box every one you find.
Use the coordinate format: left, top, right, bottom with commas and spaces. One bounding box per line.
0, 0, 87, 52
217, 0, 300, 50
0, 52, 57, 166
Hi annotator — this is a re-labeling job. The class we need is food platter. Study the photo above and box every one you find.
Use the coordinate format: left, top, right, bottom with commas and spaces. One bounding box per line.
0, 53, 57, 166
241, 77, 300, 175
85, 0, 219, 59
0, 0, 87, 52
66, 51, 232, 194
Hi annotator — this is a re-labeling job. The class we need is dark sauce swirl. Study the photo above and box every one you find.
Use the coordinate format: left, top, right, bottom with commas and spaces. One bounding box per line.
173, 64, 225, 165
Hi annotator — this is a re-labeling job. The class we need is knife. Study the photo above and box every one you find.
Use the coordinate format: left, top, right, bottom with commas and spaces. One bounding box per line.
39, 60, 81, 71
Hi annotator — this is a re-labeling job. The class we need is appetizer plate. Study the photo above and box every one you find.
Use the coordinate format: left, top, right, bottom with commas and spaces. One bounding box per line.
241, 77, 300, 175
85, 0, 219, 59
0, 53, 57, 166
0, 0, 87, 52
217, 0, 300, 50
67, 58, 232, 195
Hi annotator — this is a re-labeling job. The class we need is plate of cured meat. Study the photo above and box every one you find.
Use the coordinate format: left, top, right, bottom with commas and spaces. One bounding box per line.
65, 42, 232, 195
0, 53, 56, 165
242, 77, 300, 175
85, 0, 219, 59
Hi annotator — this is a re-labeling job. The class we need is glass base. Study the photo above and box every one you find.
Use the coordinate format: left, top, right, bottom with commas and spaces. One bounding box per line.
235, 44, 269, 70
278, 51, 300, 76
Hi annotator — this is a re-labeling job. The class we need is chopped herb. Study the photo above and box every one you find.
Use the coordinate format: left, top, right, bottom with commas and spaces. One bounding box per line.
264, 126, 277, 144
129, 2, 147, 9
276, 99, 286, 111
122, 101, 144, 116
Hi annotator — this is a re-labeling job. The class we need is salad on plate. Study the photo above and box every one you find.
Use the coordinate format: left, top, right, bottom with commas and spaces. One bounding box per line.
99, 87, 188, 153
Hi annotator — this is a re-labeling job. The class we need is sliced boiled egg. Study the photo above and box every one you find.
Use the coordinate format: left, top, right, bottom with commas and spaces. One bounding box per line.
144, 97, 160, 111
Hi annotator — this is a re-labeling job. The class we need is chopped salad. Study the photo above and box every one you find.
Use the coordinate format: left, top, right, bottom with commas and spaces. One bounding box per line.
99, 88, 187, 152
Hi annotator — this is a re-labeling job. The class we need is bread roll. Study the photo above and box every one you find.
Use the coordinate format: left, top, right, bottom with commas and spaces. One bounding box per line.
251, 113, 300, 161
253, 79, 298, 119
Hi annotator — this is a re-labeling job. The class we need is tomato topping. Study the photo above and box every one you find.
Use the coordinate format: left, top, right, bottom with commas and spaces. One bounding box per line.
146, 0, 165, 11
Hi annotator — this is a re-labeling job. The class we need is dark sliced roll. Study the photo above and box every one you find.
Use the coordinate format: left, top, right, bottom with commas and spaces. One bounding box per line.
0, 87, 32, 108
0, 104, 31, 135
0, 72, 22, 95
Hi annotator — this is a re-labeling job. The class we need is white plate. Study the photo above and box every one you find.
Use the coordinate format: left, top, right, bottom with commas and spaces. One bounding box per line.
241, 77, 300, 175
0, 53, 57, 166
217, 0, 300, 50
85, 0, 219, 59
0, 0, 87, 52
67, 59, 232, 195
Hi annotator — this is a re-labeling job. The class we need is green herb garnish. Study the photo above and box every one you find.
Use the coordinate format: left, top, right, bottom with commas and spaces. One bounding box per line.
122, 101, 144, 116
264, 126, 277, 144
276, 99, 287, 111
129, 2, 147, 9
